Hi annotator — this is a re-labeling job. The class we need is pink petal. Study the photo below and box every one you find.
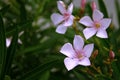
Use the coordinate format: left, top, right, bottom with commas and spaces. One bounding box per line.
79, 16, 93, 27
96, 29, 108, 38
64, 58, 79, 71
51, 13, 64, 25
93, 9, 103, 21
73, 35, 84, 51
100, 19, 111, 29
18, 39, 22, 44
60, 43, 76, 58
57, 1, 66, 14
63, 15, 74, 26
6, 38, 11, 47
56, 24, 67, 34
67, 3, 73, 14
83, 44, 94, 58
83, 28, 97, 39
78, 57, 91, 66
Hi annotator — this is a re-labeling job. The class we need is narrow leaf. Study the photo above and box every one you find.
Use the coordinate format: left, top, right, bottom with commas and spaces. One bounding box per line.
5, 26, 18, 75
0, 13, 6, 80
98, 0, 108, 17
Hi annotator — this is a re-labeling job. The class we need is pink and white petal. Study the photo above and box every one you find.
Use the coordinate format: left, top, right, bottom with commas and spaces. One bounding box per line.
83, 28, 97, 39
67, 3, 73, 14
64, 58, 79, 71
6, 38, 12, 47
78, 57, 91, 66
73, 35, 84, 51
57, 1, 66, 14
51, 13, 64, 25
83, 44, 94, 58
56, 24, 67, 34
63, 15, 74, 26
93, 9, 103, 21
60, 43, 76, 58
96, 29, 108, 38
100, 19, 111, 29
79, 16, 93, 27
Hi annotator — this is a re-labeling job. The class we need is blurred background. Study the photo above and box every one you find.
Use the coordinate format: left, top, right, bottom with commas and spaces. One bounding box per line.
0, 0, 120, 80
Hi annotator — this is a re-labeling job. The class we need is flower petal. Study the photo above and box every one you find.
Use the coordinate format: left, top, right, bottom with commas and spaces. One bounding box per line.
56, 24, 67, 34
57, 1, 66, 14
73, 35, 84, 51
64, 57, 79, 71
83, 28, 97, 39
78, 57, 91, 66
83, 44, 94, 58
100, 19, 111, 29
51, 13, 64, 25
63, 15, 74, 26
93, 9, 103, 21
96, 29, 108, 38
79, 16, 93, 27
60, 43, 76, 58
6, 38, 11, 47
67, 3, 73, 14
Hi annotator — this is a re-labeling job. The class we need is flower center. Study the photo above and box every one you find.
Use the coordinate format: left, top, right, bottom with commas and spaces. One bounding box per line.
63, 12, 70, 21
77, 53, 84, 59
95, 23, 101, 28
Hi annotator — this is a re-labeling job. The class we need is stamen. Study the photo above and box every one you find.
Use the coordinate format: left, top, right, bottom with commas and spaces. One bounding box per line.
95, 23, 101, 28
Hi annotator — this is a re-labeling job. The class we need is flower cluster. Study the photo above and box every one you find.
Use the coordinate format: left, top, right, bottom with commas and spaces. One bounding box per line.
51, 1, 111, 71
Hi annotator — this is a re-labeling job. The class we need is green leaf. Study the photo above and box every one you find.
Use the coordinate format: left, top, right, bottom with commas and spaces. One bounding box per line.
0, 13, 7, 80
98, 0, 108, 18
39, 71, 50, 80
0, 5, 10, 15
19, 59, 58, 80
115, 0, 120, 27
5, 26, 18, 75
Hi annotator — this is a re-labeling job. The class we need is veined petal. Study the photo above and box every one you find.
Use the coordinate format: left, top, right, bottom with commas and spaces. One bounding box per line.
64, 58, 79, 71
73, 35, 84, 51
57, 1, 66, 14
100, 19, 111, 29
83, 28, 97, 39
96, 29, 108, 38
79, 16, 93, 27
51, 13, 64, 25
78, 57, 91, 66
67, 3, 73, 14
60, 43, 76, 58
93, 9, 103, 21
63, 15, 74, 26
56, 24, 67, 34
83, 44, 94, 58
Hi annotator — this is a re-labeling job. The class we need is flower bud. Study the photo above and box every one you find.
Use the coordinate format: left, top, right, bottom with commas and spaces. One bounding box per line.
109, 50, 115, 60
91, 1, 96, 11
81, 0, 86, 10
91, 50, 98, 59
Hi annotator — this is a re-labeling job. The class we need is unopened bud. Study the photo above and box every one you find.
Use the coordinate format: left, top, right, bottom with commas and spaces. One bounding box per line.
91, 50, 98, 59
109, 50, 115, 60
81, 0, 86, 10
91, 1, 96, 11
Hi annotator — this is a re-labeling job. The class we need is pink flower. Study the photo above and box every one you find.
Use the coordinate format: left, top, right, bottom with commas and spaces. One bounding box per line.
51, 1, 74, 34
60, 35, 94, 71
79, 9, 111, 39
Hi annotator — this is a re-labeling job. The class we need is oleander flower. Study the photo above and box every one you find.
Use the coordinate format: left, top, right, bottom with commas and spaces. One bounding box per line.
51, 1, 74, 34
79, 9, 111, 39
60, 35, 94, 71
